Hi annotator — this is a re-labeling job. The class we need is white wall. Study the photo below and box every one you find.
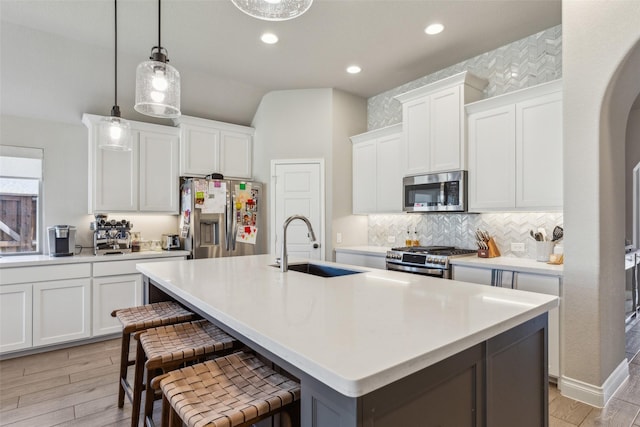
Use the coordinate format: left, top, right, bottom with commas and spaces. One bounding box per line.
251, 88, 367, 259
0, 115, 179, 254
626, 108, 640, 242
562, 0, 640, 406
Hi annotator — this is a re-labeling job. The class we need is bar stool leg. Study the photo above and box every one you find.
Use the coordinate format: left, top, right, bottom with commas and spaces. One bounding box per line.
131, 338, 146, 427
117, 331, 131, 408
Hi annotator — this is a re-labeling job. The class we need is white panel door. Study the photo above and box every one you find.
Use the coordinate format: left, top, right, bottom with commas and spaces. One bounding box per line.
92, 274, 142, 336
516, 91, 563, 208
272, 161, 323, 261
139, 130, 180, 213
33, 278, 91, 346
180, 125, 220, 176
352, 140, 377, 214
468, 105, 516, 210
376, 133, 403, 213
429, 85, 461, 172
0, 283, 32, 353
94, 134, 138, 212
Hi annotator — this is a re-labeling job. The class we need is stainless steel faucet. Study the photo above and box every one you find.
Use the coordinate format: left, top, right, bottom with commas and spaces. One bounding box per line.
280, 214, 317, 272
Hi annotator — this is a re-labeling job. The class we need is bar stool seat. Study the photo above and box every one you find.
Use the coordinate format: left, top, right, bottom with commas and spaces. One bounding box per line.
112, 302, 196, 409
133, 320, 238, 427
154, 352, 300, 427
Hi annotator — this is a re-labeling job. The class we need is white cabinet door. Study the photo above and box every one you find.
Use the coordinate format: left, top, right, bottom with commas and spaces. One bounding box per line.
514, 273, 561, 378
429, 85, 461, 172
352, 140, 377, 214
402, 97, 430, 176
451, 265, 493, 286
33, 278, 91, 346
376, 133, 403, 213
92, 274, 142, 336
220, 130, 252, 178
139, 130, 180, 213
516, 91, 563, 209
93, 135, 139, 212
0, 284, 32, 353
468, 105, 517, 211
335, 252, 386, 270
179, 124, 220, 176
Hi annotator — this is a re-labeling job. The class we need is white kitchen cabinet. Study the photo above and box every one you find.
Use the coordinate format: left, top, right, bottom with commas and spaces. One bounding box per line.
83, 114, 180, 214
32, 278, 91, 346
395, 72, 487, 176
451, 265, 493, 285
0, 283, 32, 352
139, 129, 180, 213
351, 124, 403, 214
175, 115, 254, 179
466, 80, 562, 211
92, 274, 142, 336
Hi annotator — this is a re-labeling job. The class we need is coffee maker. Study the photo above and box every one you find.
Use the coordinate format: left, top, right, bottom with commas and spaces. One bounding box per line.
47, 225, 76, 257
91, 214, 132, 255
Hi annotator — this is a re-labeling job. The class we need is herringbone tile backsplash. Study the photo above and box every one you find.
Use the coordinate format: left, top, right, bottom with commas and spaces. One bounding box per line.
369, 213, 563, 258
365, 25, 563, 258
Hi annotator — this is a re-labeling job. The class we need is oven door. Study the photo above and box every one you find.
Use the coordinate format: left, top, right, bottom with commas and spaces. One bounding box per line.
403, 171, 467, 212
386, 261, 448, 279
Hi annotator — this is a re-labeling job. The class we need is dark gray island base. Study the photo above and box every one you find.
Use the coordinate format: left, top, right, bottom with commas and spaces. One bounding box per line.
145, 277, 549, 427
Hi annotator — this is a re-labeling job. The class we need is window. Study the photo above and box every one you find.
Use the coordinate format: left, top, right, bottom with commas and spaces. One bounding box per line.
0, 146, 43, 255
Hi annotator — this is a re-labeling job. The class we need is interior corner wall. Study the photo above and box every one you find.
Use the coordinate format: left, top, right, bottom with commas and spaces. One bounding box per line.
626, 108, 640, 241
562, 0, 640, 404
330, 90, 368, 256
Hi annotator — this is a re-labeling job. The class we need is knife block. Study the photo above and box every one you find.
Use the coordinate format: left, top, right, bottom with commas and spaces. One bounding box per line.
478, 238, 501, 258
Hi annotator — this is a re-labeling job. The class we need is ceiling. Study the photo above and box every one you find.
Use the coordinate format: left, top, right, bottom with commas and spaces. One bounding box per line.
0, 0, 562, 126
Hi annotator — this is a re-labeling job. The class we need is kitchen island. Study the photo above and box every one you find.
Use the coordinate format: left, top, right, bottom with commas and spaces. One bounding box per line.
137, 254, 558, 427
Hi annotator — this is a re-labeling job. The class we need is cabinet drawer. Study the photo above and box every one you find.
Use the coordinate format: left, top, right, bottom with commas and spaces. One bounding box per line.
0, 263, 91, 285
93, 256, 183, 277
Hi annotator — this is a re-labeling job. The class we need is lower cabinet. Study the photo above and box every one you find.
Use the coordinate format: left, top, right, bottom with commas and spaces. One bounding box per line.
335, 251, 386, 270
32, 278, 91, 347
0, 283, 32, 353
92, 274, 142, 336
451, 265, 493, 285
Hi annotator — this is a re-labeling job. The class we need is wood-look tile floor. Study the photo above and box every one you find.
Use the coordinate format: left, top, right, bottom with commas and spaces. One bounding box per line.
0, 321, 639, 427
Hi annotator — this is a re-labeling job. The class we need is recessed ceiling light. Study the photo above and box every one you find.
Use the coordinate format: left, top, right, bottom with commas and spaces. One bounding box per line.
261, 33, 279, 44
346, 65, 361, 74
425, 23, 444, 35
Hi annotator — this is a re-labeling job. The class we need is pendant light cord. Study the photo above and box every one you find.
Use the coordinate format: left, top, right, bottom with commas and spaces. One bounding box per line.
114, 0, 118, 108
157, 0, 162, 49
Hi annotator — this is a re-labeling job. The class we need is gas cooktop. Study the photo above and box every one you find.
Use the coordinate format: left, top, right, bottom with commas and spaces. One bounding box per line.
389, 246, 477, 256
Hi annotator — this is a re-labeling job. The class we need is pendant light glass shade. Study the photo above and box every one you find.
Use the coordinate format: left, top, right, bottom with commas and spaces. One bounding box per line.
101, 0, 132, 151
134, 48, 181, 118
231, 0, 313, 21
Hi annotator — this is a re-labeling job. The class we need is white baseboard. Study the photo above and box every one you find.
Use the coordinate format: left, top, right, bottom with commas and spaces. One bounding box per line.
559, 359, 630, 407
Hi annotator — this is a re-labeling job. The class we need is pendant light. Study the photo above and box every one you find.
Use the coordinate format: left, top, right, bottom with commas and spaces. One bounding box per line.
99, 0, 132, 151
231, 0, 313, 21
134, 0, 181, 118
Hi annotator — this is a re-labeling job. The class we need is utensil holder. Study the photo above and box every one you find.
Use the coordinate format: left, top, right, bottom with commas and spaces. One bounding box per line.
535, 241, 555, 262
478, 238, 501, 258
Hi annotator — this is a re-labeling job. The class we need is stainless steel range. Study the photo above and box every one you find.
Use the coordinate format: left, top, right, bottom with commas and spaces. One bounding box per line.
386, 246, 477, 279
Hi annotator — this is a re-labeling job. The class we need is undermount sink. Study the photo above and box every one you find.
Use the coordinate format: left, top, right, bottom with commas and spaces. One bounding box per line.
272, 262, 363, 278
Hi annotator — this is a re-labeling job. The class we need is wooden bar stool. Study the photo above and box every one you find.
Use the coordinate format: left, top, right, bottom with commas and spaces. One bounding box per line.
152, 351, 301, 427
112, 302, 196, 409
132, 319, 238, 427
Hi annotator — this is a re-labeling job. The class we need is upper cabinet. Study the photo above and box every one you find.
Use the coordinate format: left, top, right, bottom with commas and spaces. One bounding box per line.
351, 124, 403, 214
83, 114, 180, 214
174, 115, 254, 179
394, 72, 488, 176
466, 80, 563, 211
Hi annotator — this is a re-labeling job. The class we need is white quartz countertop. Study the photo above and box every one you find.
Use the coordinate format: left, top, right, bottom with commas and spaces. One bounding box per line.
333, 246, 390, 256
137, 254, 558, 398
450, 255, 564, 276
0, 250, 190, 268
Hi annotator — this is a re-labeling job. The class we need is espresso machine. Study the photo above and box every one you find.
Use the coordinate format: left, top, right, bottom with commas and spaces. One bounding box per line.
91, 214, 132, 255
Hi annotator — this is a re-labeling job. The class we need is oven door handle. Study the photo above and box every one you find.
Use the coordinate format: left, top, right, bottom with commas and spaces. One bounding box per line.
386, 262, 446, 278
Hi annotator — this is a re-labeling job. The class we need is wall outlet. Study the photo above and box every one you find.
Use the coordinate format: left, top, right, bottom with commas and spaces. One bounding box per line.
387, 235, 396, 243
511, 242, 525, 252
336, 232, 342, 244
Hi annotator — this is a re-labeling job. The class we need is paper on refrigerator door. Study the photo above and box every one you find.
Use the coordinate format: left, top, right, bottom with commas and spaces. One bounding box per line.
201, 181, 227, 214
237, 225, 257, 244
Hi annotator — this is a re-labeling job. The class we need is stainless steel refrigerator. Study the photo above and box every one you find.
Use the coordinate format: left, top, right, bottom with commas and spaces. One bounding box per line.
179, 177, 266, 259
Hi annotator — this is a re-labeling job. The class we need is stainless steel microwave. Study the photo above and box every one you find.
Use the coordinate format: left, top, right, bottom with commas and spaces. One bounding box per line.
403, 171, 467, 212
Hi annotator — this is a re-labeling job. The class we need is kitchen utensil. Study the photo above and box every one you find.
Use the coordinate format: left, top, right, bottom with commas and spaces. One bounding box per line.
530, 230, 537, 241
537, 227, 548, 241
552, 226, 564, 242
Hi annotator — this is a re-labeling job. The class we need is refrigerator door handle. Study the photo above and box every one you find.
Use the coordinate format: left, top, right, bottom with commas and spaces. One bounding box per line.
230, 193, 237, 251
